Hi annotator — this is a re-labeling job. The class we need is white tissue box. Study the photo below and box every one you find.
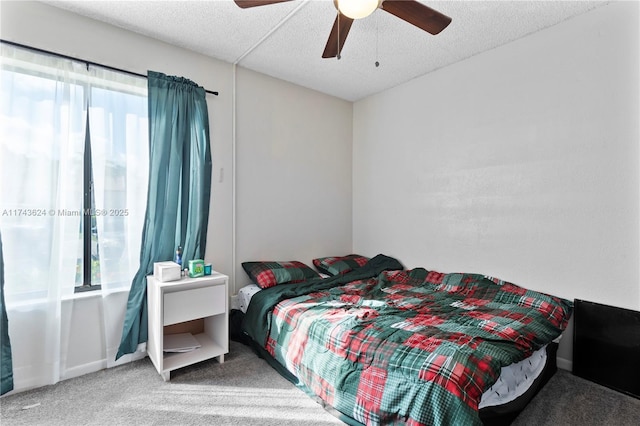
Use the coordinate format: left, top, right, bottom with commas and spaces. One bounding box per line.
154, 261, 181, 282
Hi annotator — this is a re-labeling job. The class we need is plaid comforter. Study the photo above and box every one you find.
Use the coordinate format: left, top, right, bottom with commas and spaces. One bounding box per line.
243, 257, 572, 425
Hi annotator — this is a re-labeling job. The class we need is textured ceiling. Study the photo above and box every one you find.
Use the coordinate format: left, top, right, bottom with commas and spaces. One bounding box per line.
41, 0, 608, 101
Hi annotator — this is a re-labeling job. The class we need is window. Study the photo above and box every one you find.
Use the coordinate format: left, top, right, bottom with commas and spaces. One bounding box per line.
0, 43, 149, 301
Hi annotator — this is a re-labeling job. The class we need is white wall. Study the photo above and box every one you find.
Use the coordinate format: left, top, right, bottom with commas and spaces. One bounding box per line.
235, 67, 353, 288
0, 1, 353, 391
353, 2, 639, 367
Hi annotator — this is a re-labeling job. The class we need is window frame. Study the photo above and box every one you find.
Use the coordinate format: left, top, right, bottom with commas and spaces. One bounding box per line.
76, 113, 101, 293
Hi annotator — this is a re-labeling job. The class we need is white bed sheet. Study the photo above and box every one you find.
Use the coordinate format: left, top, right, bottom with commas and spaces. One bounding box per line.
479, 344, 547, 408
238, 283, 262, 314
236, 283, 548, 409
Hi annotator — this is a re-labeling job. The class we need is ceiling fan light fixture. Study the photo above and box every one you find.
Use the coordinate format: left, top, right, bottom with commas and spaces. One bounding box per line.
334, 0, 381, 20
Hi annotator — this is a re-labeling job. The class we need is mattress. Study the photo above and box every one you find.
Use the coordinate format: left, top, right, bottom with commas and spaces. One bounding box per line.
236, 283, 549, 409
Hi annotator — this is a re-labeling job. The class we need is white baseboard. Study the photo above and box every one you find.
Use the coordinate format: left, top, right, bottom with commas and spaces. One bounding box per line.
557, 356, 572, 372
62, 360, 107, 381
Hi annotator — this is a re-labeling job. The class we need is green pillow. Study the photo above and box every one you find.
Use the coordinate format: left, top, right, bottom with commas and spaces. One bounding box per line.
312, 254, 369, 276
242, 261, 319, 289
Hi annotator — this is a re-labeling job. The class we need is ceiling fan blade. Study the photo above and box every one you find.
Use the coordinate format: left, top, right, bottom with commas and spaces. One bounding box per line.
322, 13, 354, 59
234, 0, 293, 9
381, 0, 451, 35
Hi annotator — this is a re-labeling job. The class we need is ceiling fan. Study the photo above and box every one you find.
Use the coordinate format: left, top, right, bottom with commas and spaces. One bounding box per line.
234, 0, 452, 59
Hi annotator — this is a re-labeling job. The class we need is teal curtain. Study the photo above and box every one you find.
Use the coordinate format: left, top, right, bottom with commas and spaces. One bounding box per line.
116, 71, 212, 360
0, 231, 13, 395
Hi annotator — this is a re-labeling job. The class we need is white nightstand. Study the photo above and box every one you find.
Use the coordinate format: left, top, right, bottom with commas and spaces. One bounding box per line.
147, 272, 229, 381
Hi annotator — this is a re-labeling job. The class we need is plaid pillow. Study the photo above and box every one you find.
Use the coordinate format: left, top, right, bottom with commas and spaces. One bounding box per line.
242, 261, 319, 289
312, 254, 369, 276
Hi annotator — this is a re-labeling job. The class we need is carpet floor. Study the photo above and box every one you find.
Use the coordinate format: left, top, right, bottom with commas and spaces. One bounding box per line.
1, 340, 638, 425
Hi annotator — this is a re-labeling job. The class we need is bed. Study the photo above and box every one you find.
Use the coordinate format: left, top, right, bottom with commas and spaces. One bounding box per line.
239, 254, 573, 425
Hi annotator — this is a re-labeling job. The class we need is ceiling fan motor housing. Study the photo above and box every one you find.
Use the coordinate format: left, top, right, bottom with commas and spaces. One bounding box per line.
333, 0, 383, 20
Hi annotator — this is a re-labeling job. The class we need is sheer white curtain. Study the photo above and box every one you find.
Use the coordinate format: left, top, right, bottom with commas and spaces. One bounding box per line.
86, 67, 148, 366
0, 43, 148, 388
1, 44, 85, 387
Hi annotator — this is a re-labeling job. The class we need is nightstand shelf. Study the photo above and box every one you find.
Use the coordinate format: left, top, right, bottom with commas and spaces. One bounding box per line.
162, 333, 225, 371
147, 272, 229, 381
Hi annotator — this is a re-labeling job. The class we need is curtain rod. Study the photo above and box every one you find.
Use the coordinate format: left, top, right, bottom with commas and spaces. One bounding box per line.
1, 39, 219, 96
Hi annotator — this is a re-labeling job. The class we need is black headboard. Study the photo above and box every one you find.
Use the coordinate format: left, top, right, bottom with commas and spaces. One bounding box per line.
573, 299, 640, 399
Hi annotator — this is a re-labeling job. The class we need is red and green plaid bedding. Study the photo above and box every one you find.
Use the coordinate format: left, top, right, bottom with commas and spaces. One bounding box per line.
243, 257, 572, 425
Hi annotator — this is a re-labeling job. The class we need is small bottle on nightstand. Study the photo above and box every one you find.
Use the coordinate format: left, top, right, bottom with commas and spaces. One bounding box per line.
175, 246, 183, 276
